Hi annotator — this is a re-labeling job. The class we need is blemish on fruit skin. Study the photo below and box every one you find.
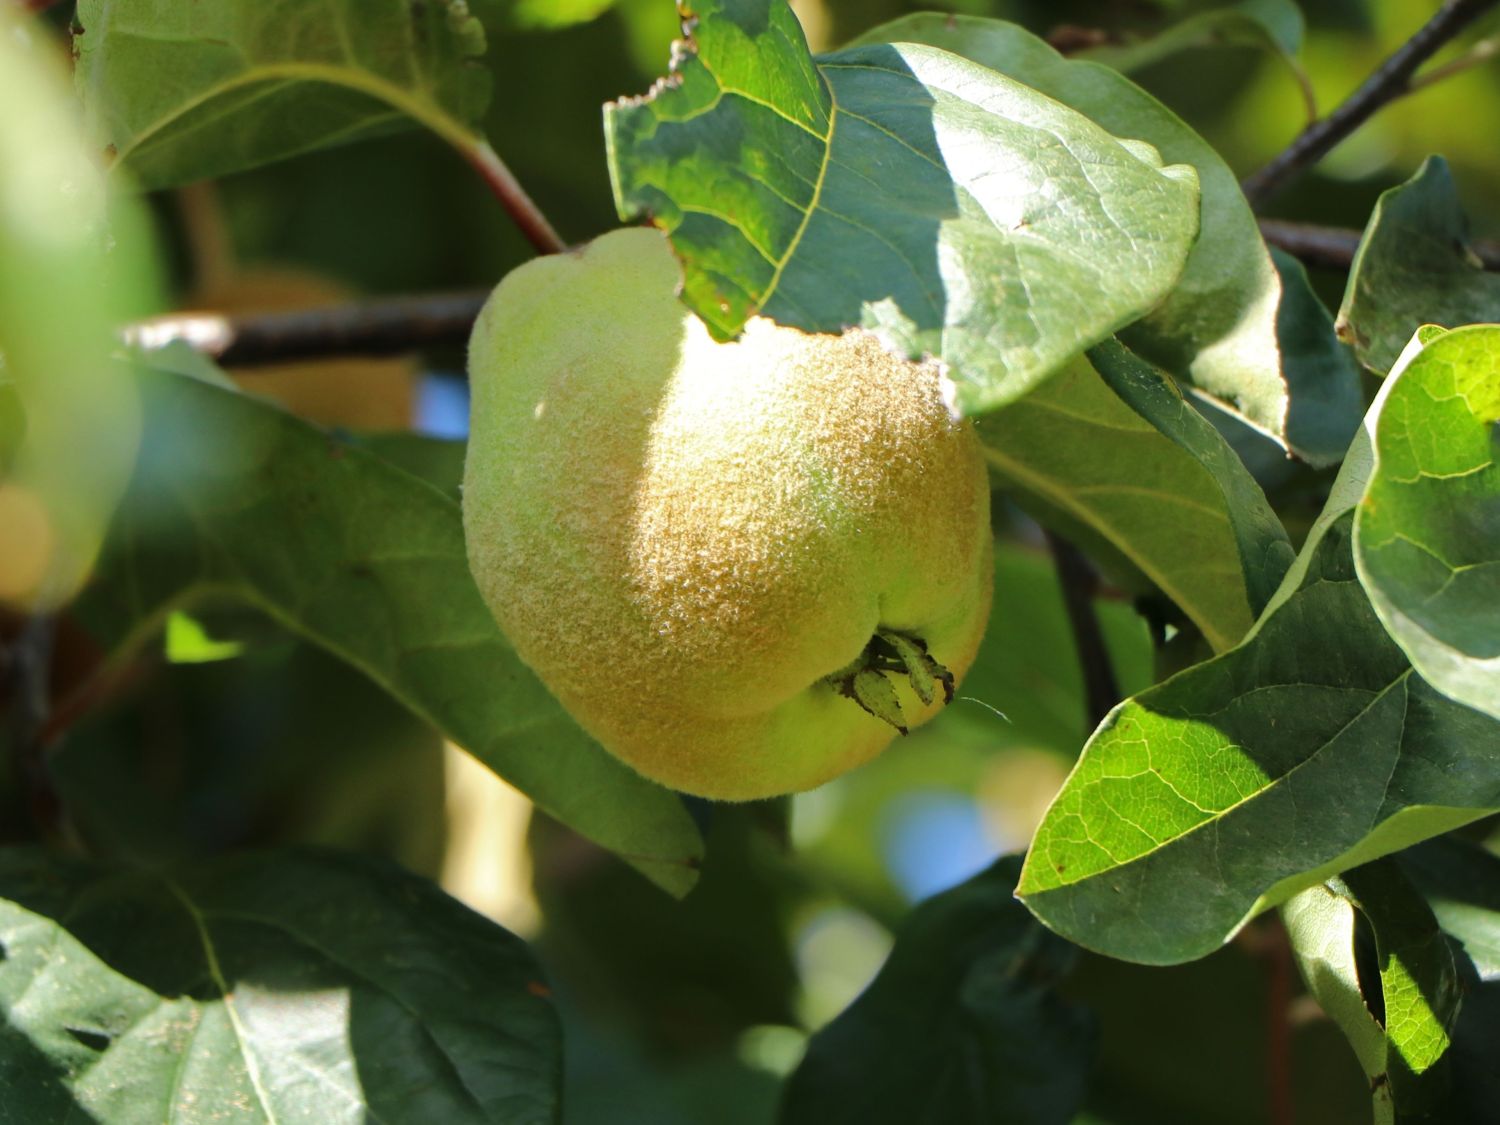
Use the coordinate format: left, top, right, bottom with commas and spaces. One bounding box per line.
526, 980, 553, 999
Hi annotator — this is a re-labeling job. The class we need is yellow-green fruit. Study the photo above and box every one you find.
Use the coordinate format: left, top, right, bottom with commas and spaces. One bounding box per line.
463, 228, 992, 800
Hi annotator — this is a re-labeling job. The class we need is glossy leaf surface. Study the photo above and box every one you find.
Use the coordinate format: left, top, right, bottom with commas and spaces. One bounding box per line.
607, 0, 1200, 414
0, 848, 560, 1124
851, 15, 1360, 465
1354, 324, 1500, 720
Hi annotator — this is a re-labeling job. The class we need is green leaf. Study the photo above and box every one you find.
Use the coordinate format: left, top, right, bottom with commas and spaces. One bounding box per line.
778, 857, 1093, 1125
1398, 837, 1500, 979
75, 0, 491, 189
163, 609, 247, 664
0, 9, 161, 609
1336, 157, 1500, 375
511, 0, 621, 30
354, 433, 466, 500
82, 363, 703, 896
1354, 324, 1500, 721
847, 15, 1361, 466
607, 0, 1200, 414
1283, 860, 1462, 1123
0, 376, 21, 475
977, 341, 1293, 654
1076, 0, 1315, 121
1017, 499, 1500, 965
0, 847, 560, 1124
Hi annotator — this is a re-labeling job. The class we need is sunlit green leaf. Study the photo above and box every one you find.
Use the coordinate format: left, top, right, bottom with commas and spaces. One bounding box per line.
849, 15, 1360, 466
0, 847, 560, 1124
607, 0, 1200, 414
1017, 501, 1500, 964
977, 342, 1293, 654
80, 363, 703, 896
75, 0, 491, 188
1336, 158, 1500, 374
1283, 860, 1462, 1123
779, 857, 1093, 1125
1354, 324, 1500, 721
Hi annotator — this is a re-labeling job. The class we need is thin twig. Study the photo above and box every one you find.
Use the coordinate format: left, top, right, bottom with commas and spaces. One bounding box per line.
469, 141, 567, 256
1259, 217, 1500, 271
1409, 32, 1500, 91
116, 218, 1500, 367
1241, 0, 1500, 207
1043, 530, 1120, 733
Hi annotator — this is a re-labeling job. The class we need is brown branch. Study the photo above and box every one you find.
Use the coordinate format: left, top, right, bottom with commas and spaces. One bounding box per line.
1043, 530, 1120, 733
117, 217, 1500, 368
1258, 217, 1500, 272
123, 290, 489, 367
1242, 0, 1500, 208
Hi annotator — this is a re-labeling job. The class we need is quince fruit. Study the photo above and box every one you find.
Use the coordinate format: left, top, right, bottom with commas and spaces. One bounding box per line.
463, 228, 992, 800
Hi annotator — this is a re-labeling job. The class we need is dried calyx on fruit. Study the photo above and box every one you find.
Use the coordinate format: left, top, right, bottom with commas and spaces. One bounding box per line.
463, 228, 992, 800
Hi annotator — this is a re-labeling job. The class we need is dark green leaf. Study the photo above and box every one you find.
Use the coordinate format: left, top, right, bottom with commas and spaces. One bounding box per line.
1268, 248, 1366, 468
1283, 860, 1462, 1122
1017, 503, 1500, 965
75, 0, 491, 188
82, 364, 703, 896
1076, 0, 1314, 121
848, 15, 1360, 466
1336, 158, 1500, 374
977, 342, 1293, 654
355, 432, 467, 500
1354, 324, 1500, 721
779, 857, 1093, 1125
607, 0, 1200, 414
0, 847, 560, 1124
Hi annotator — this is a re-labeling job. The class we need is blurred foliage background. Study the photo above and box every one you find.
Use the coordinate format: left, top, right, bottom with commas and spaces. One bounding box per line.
17, 0, 1500, 1121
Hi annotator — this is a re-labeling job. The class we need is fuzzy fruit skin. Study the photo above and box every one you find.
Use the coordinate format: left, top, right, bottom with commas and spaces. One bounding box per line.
463, 228, 992, 800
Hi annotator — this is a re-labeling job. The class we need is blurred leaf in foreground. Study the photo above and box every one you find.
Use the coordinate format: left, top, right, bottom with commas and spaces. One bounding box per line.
0, 9, 160, 609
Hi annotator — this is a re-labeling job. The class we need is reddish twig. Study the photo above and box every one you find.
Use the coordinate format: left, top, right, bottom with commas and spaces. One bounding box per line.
469, 141, 566, 256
